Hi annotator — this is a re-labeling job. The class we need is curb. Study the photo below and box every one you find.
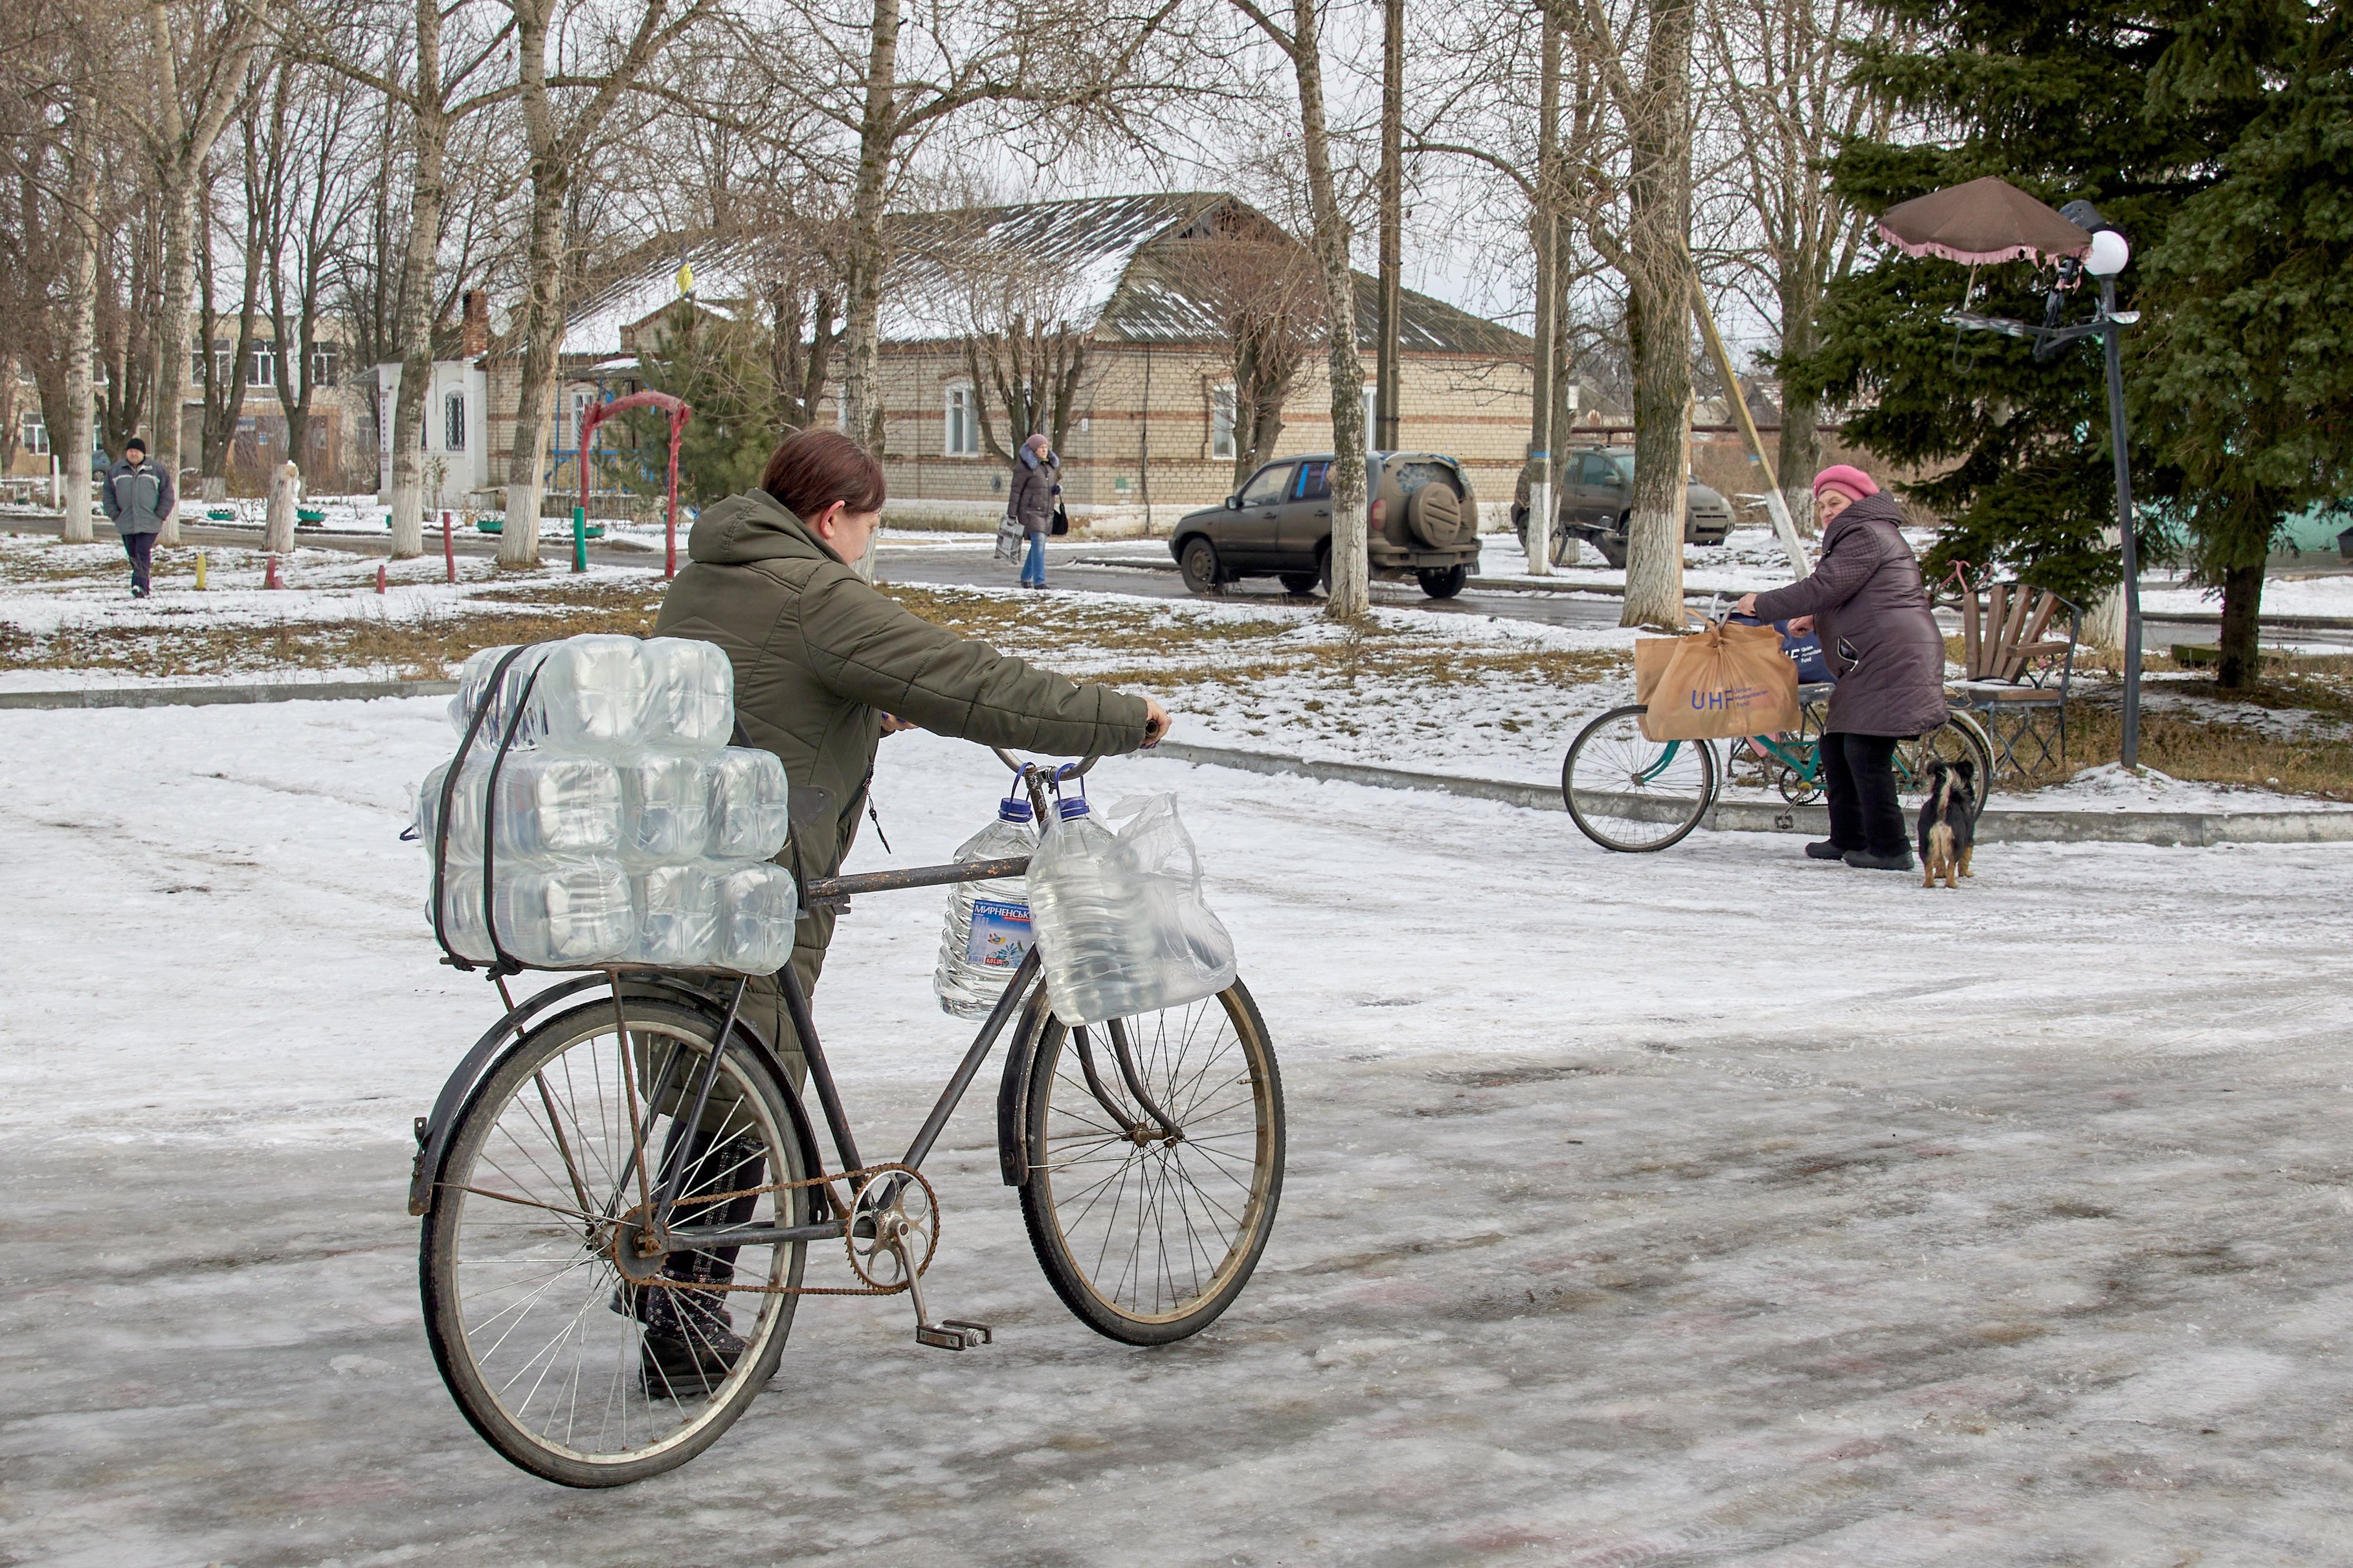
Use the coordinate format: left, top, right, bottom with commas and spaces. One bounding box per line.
0, 678, 458, 711
1141, 738, 2353, 848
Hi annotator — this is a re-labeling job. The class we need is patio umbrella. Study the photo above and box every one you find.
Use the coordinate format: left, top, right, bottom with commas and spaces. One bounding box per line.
1877, 176, 2093, 265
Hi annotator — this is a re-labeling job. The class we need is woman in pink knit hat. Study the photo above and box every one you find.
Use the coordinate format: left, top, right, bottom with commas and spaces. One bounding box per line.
1734, 464, 1946, 870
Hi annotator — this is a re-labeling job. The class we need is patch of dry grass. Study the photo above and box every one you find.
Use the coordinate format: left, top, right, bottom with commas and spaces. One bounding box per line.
1989, 702, 2353, 801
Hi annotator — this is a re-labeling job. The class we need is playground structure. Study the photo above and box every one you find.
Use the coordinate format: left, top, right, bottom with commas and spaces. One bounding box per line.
574, 390, 693, 577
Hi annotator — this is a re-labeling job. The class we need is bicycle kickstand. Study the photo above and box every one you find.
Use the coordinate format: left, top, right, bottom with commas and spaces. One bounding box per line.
889, 1233, 992, 1352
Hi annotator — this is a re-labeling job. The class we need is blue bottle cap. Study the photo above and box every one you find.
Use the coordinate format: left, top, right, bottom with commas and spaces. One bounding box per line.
1056, 797, 1091, 820
999, 796, 1034, 823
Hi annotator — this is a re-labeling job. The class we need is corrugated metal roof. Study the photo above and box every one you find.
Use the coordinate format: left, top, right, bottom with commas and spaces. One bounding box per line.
558, 195, 1529, 360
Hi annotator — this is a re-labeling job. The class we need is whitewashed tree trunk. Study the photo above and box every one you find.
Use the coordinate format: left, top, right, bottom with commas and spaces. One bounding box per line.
386, 0, 447, 560
1617, 0, 1697, 628
1284, 0, 1368, 620
264, 460, 299, 553
2086, 529, 2127, 648
62, 89, 98, 546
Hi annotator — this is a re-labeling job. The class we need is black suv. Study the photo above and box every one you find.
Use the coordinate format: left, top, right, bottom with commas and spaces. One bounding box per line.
1170, 451, 1482, 599
1509, 446, 1734, 569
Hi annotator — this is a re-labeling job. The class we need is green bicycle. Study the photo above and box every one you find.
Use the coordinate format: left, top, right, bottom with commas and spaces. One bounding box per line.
1561, 683, 1995, 852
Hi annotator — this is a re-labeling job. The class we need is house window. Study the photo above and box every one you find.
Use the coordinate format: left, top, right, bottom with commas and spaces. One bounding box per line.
1362, 384, 1377, 445
309, 343, 340, 387
251, 345, 276, 387
1209, 385, 1236, 461
444, 390, 467, 451
20, 410, 49, 455
944, 384, 978, 457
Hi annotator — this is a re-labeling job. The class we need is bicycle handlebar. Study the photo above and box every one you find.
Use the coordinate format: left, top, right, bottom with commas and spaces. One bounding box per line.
991, 746, 1100, 778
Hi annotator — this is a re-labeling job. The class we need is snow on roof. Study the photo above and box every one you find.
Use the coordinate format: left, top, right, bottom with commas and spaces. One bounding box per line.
557, 194, 1528, 360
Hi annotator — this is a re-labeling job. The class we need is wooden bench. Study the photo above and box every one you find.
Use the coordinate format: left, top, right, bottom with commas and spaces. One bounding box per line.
1948, 584, 2079, 776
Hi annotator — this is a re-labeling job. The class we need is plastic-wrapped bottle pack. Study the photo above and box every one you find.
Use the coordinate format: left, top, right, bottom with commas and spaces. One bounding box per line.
418, 634, 795, 971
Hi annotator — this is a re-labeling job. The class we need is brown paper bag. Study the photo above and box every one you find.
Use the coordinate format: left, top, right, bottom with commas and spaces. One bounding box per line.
1637, 621, 1802, 740
1632, 636, 1684, 707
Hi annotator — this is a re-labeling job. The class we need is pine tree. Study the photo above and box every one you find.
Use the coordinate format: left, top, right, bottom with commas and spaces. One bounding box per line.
1795, 4, 2217, 614
621, 302, 791, 509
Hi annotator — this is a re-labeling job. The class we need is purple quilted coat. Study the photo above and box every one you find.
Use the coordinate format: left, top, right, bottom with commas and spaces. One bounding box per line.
1752, 494, 1948, 738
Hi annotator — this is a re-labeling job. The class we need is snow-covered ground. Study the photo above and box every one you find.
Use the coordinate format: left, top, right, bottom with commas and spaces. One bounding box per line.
5, 702, 2353, 1563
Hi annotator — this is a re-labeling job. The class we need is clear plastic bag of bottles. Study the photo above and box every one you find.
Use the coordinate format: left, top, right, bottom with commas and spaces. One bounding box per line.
1025, 790, 1233, 1026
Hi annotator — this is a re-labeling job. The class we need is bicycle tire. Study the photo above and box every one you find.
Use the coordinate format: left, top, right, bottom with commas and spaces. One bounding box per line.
419, 995, 808, 1486
1561, 704, 1719, 852
1017, 980, 1283, 1346
1897, 713, 1996, 801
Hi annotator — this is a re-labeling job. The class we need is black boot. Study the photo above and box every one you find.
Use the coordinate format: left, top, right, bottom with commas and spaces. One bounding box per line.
1843, 848, 1916, 872
1804, 840, 1849, 860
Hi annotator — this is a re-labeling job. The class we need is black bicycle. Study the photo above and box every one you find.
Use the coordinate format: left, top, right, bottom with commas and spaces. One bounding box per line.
408, 747, 1284, 1486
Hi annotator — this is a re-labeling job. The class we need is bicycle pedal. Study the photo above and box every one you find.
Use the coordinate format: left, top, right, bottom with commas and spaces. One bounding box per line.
915, 1320, 992, 1352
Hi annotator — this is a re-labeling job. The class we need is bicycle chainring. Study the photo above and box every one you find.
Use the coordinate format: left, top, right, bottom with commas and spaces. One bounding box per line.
845, 1164, 939, 1290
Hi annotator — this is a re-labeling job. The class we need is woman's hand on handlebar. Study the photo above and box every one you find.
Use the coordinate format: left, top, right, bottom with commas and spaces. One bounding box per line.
1143, 697, 1172, 747
1732, 593, 1759, 619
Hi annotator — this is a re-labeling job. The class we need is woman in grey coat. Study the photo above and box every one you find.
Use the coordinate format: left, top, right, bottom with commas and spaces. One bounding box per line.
1009, 432, 1060, 589
1735, 464, 1947, 870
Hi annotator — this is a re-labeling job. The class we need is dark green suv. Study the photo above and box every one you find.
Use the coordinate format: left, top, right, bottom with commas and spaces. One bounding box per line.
1170, 451, 1483, 599
1509, 446, 1735, 569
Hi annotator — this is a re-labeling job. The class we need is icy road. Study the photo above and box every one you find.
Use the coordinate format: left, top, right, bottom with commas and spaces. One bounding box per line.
3, 700, 2350, 1565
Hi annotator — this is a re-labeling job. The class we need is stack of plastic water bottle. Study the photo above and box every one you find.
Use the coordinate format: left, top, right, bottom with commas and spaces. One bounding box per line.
416, 634, 797, 973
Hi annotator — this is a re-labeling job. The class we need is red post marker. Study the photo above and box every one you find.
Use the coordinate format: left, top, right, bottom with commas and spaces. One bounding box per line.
265, 555, 282, 590
441, 509, 456, 583
376, 562, 388, 595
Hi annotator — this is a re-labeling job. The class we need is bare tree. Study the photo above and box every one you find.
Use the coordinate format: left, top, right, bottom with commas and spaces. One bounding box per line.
127, 0, 276, 545
258, 61, 368, 480
1224, 0, 1370, 619
195, 99, 269, 491
495, 0, 718, 567
1700, 0, 1891, 534
1151, 224, 1322, 486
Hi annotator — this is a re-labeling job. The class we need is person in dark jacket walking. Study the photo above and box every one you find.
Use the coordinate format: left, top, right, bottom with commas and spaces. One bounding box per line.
1735, 465, 1947, 870
99, 437, 175, 598
1009, 433, 1060, 588
643, 428, 1166, 1382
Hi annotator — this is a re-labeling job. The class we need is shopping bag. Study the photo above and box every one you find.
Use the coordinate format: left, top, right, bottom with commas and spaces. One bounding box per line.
1051, 504, 1071, 537
1636, 621, 1801, 740
992, 514, 1023, 562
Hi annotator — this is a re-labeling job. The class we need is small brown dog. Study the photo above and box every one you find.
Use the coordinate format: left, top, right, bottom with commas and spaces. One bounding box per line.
1917, 758, 1978, 889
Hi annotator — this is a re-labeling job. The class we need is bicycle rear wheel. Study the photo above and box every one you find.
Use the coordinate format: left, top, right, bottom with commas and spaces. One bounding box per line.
419, 995, 808, 1486
1018, 981, 1283, 1346
1562, 704, 1719, 852
1897, 714, 1995, 801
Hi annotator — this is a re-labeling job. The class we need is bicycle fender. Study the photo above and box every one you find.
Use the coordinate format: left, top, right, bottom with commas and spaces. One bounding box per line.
408, 977, 826, 1219
408, 973, 615, 1217
995, 987, 1054, 1187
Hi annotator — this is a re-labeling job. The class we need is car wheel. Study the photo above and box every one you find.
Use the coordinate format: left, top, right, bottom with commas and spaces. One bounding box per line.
1179, 537, 1221, 594
1278, 572, 1319, 595
1418, 565, 1468, 599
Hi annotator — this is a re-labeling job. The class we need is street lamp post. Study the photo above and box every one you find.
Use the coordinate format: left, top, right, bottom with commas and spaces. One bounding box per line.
1945, 208, 2143, 768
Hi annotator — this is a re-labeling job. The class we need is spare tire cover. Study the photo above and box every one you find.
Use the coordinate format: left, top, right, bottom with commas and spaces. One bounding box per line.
1407, 484, 1464, 548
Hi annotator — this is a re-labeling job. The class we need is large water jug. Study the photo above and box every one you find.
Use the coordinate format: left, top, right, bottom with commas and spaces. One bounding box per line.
713, 861, 798, 974
447, 645, 550, 746
708, 747, 792, 859
487, 858, 634, 966
1025, 797, 1157, 1026
629, 862, 718, 966
531, 635, 648, 752
491, 753, 622, 859
932, 796, 1038, 1017
616, 751, 712, 867
640, 637, 735, 753
415, 758, 491, 865
429, 863, 495, 963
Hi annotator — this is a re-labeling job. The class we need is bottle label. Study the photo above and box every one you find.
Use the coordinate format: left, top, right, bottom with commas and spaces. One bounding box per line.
966, 898, 1032, 968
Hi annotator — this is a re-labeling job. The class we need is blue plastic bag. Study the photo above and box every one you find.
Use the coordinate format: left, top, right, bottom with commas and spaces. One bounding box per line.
1729, 613, 1833, 685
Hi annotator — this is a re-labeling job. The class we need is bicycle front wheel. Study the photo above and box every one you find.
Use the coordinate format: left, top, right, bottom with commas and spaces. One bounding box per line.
419, 995, 808, 1487
1018, 981, 1284, 1346
1563, 704, 1719, 852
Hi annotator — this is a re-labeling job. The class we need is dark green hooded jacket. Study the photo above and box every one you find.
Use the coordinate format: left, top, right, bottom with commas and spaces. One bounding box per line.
654, 488, 1150, 997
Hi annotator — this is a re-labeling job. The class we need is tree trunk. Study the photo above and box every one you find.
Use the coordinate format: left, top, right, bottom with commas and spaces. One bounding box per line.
63, 91, 100, 546
2216, 559, 2264, 690
1288, 0, 1368, 620
834, 0, 897, 586
1618, 0, 1697, 629
151, 164, 197, 546
1525, 0, 1560, 577
264, 459, 299, 553
1774, 274, 1820, 536
501, 2, 567, 568
386, 0, 447, 560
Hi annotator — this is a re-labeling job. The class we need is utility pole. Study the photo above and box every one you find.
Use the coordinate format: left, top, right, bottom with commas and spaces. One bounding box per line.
1374, 0, 1404, 454
1524, 0, 1561, 576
